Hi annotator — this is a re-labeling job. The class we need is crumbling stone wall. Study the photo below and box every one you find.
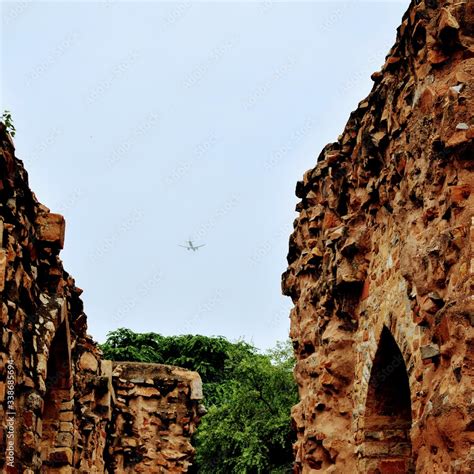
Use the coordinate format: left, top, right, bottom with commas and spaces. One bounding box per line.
282, 0, 473, 472
0, 123, 203, 473
0, 123, 108, 472
108, 362, 204, 473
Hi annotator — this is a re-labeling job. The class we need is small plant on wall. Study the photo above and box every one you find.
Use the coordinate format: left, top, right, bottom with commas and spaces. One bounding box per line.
1, 110, 16, 137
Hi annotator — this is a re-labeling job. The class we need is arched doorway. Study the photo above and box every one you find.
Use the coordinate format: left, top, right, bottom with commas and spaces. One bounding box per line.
40, 320, 73, 470
362, 327, 413, 473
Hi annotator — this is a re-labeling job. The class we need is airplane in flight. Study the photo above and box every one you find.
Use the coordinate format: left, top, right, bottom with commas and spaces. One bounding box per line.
179, 240, 205, 251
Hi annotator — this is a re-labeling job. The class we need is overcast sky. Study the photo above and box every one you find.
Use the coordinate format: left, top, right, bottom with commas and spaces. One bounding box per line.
1, 0, 408, 350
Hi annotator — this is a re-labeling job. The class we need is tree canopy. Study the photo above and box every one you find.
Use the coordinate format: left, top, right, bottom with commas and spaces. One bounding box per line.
101, 329, 297, 473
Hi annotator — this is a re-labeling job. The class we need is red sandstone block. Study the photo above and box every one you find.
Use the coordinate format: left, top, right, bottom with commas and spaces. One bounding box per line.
0, 249, 6, 292
378, 459, 407, 473
449, 185, 471, 205
22, 430, 36, 449
361, 278, 370, 300
419, 86, 436, 113
435, 316, 450, 345
322, 211, 340, 230
22, 410, 35, 429
48, 447, 73, 465
35, 213, 66, 248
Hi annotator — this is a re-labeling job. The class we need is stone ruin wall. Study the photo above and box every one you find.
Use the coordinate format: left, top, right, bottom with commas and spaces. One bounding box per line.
109, 362, 204, 473
282, 0, 473, 473
0, 123, 203, 473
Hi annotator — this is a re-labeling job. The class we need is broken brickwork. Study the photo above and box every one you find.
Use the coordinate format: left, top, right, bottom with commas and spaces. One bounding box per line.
108, 362, 204, 473
282, 0, 473, 472
0, 123, 203, 473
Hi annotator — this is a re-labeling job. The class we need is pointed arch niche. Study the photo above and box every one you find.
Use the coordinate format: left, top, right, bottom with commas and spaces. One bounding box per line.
40, 319, 74, 469
362, 326, 413, 473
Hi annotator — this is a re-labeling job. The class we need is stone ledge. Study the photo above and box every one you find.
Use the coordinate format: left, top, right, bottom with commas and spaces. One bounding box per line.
111, 361, 203, 400
35, 213, 66, 248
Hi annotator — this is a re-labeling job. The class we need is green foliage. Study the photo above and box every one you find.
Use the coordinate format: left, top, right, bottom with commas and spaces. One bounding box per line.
1, 110, 16, 137
101, 329, 297, 473
194, 342, 297, 474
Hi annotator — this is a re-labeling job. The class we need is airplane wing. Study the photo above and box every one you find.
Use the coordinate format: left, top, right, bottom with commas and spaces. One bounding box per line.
178, 245, 188, 248
195, 244, 206, 248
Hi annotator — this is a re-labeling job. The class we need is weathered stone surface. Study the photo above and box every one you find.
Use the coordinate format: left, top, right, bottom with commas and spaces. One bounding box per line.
0, 249, 6, 292
78, 352, 99, 373
107, 362, 203, 473
48, 447, 73, 465
282, 0, 473, 472
420, 343, 441, 360
35, 213, 66, 249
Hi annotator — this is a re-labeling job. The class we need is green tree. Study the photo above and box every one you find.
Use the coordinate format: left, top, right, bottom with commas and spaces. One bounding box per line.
101, 329, 297, 473
194, 342, 297, 473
